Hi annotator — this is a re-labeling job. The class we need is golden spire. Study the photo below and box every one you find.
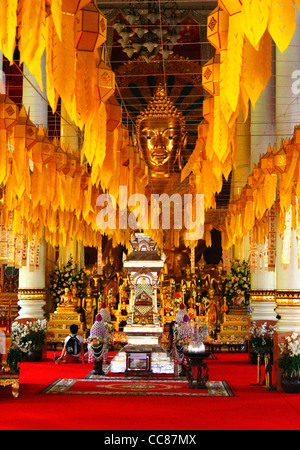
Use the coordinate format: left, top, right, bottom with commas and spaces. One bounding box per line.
135, 84, 186, 133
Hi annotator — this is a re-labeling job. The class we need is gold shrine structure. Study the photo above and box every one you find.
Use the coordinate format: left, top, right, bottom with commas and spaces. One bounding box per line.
47, 287, 86, 344
110, 233, 174, 375
44, 240, 250, 350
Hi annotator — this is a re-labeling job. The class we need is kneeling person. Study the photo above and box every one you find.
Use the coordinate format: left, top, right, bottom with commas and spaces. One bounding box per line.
56, 324, 85, 364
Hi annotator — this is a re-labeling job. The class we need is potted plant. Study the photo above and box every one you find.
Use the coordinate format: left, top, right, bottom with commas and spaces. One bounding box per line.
278, 333, 300, 393
6, 345, 23, 373
8, 319, 47, 364
249, 321, 276, 364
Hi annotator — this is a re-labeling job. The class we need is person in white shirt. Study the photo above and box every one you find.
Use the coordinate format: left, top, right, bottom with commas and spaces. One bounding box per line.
55, 324, 85, 364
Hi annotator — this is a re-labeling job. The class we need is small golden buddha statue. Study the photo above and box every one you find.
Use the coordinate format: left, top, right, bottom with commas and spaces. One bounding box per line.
197, 255, 206, 275
82, 286, 97, 330
71, 285, 81, 311
164, 293, 172, 316
221, 298, 228, 316
188, 307, 196, 321
187, 294, 194, 309
136, 85, 187, 186
55, 287, 76, 313
183, 266, 193, 289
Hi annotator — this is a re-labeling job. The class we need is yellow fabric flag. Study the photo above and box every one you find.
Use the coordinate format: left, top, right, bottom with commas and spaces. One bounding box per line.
82, 102, 107, 170
241, 0, 271, 50
224, 13, 244, 114
48, 12, 77, 123
75, 51, 99, 127
46, 161, 57, 205
49, 0, 62, 41
0, 0, 17, 63
45, 15, 59, 114
219, 49, 234, 124
263, 173, 278, 211
241, 32, 272, 109
18, 0, 46, 90
0, 129, 8, 185
268, 0, 296, 54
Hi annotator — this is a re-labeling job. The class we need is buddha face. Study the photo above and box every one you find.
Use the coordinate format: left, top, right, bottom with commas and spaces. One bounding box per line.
137, 116, 186, 177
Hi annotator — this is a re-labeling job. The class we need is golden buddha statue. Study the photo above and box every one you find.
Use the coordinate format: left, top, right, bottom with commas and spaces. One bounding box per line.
71, 285, 81, 311
55, 287, 76, 313
136, 85, 187, 184
221, 298, 228, 316
183, 265, 196, 289
82, 285, 97, 330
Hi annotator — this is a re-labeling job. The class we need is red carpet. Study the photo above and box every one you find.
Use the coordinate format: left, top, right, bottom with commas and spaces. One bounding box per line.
1, 351, 300, 430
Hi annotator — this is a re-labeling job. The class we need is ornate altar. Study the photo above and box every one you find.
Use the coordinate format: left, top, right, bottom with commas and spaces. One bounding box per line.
110, 233, 174, 374
0, 265, 20, 325
158, 255, 250, 351
158, 256, 243, 346
123, 233, 164, 346
47, 287, 86, 346
0, 366, 19, 398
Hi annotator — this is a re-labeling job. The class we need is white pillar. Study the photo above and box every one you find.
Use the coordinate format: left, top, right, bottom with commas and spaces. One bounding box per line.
231, 110, 251, 260
0, 50, 6, 94
275, 9, 300, 304
273, 10, 300, 389
22, 52, 47, 127
17, 52, 47, 320
276, 12, 300, 143
59, 102, 84, 269
249, 45, 277, 322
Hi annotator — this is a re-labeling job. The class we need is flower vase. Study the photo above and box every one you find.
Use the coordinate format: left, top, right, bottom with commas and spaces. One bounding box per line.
281, 376, 300, 393
187, 342, 205, 353
27, 350, 43, 362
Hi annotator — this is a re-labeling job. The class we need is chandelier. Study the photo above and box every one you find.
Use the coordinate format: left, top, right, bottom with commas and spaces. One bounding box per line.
113, 1, 184, 62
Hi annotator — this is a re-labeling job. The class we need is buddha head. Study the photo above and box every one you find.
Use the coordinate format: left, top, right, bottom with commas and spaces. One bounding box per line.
136, 85, 187, 179
86, 286, 92, 295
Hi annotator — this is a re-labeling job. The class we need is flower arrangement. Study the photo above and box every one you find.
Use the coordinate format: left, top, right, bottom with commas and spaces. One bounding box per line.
104, 322, 115, 346
174, 320, 209, 350
10, 319, 47, 352
279, 333, 300, 378
7, 319, 47, 372
224, 259, 251, 306
88, 336, 107, 347
249, 321, 276, 355
87, 335, 109, 362
49, 256, 87, 305
173, 291, 182, 308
